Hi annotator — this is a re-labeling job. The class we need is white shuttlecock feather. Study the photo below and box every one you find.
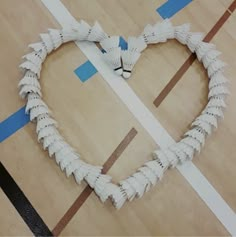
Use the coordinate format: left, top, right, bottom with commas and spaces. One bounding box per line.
121, 50, 141, 79
100, 36, 120, 52
87, 21, 108, 42
138, 166, 157, 186
127, 36, 147, 53
102, 47, 122, 75
48, 29, 63, 49
174, 23, 191, 45
207, 60, 226, 78
207, 96, 226, 108
181, 136, 201, 153
37, 125, 58, 141
36, 116, 57, 133
202, 50, 221, 68
209, 73, 228, 89
25, 98, 48, 114
191, 119, 212, 135
185, 128, 206, 146
208, 85, 230, 99
19, 61, 41, 78
18, 71, 40, 89
40, 33, 54, 54
186, 32, 204, 53
19, 85, 42, 99
177, 142, 194, 160
169, 144, 188, 163
29, 105, 50, 121
196, 42, 215, 61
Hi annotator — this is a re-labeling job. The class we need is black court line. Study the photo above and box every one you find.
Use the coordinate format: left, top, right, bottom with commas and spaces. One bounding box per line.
0, 162, 53, 237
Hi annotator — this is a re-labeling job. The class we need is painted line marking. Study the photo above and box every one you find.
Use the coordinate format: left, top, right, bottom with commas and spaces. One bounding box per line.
0, 162, 53, 236
41, 0, 236, 235
156, 0, 192, 19
0, 106, 30, 143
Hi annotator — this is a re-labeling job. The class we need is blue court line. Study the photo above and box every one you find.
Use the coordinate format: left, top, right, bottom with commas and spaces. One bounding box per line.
0, 106, 30, 143
156, 0, 192, 19
74, 37, 127, 82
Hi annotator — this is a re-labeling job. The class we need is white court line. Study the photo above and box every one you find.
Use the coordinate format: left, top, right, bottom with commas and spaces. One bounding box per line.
41, 0, 236, 235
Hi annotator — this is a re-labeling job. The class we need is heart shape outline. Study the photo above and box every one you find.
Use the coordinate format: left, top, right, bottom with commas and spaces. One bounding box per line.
18, 19, 229, 209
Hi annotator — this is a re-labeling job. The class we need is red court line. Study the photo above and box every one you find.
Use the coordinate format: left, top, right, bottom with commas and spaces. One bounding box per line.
52, 128, 138, 236
153, 0, 236, 108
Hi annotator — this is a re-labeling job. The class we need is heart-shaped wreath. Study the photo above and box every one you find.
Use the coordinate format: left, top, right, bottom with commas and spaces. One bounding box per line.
18, 19, 229, 209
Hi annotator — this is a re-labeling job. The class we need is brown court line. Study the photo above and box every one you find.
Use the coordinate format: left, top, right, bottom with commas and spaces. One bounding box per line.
153, 0, 236, 108
52, 127, 138, 236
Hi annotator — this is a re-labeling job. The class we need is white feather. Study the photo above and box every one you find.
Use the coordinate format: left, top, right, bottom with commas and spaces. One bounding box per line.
48, 29, 63, 49
196, 114, 218, 128
19, 85, 42, 99
59, 151, 80, 171
196, 42, 215, 61
121, 50, 141, 79
72, 20, 91, 41
85, 166, 103, 188
152, 149, 170, 168
207, 60, 226, 78
177, 142, 194, 160
202, 50, 221, 68
22, 50, 46, 66
127, 36, 147, 52
19, 61, 41, 77
60, 28, 78, 43
65, 159, 81, 177
186, 32, 204, 53
133, 172, 151, 194
87, 21, 108, 42
185, 128, 206, 145
42, 133, 63, 150
26, 98, 48, 114
169, 144, 188, 163
181, 136, 201, 153
37, 125, 58, 141
120, 179, 136, 201
29, 42, 45, 52
208, 85, 230, 99
138, 166, 157, 186
203, 106, 224, 118
139, 24, 157, 44
102, 47, 122, 75
54, 145, 76, 164
207, 96, 226, 108
40, 33, 54, 53
36, 116, 57, 133
125, 176, 145, 198
191, 119, 212, 135
48, 140, 69, 157
174, 23, 191, 45
209, 73, 228, 89
93, 174, 112, 197
154, 19, 175, 40
98, 183, 118, 203
18, 72, 40, 89
100, 36, 120, 52
30, 105, 50, 121
144, 160, 166, 180
110, 186, 127, 209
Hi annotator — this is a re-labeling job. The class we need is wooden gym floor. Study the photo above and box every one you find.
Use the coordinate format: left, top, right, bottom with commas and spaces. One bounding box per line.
0, 0, 236, 236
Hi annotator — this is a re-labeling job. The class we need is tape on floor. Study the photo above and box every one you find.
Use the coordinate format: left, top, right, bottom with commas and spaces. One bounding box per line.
157, 0, 192, 19
0, 162, 52, 236
0, 106, 30, 143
